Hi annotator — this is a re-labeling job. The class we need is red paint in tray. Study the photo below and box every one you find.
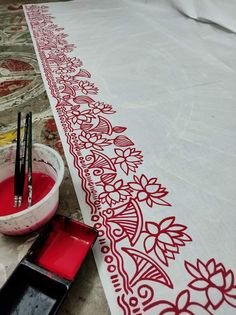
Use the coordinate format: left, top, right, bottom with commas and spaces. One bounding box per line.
0, 172, 55, 216
0, 215, 97, 314
36, 217, 97, 280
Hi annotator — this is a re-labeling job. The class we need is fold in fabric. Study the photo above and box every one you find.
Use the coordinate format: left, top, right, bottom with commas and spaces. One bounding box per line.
170, 0, 236, 33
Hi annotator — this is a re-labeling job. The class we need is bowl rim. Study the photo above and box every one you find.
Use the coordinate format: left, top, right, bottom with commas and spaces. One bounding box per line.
0, 143, 64, 221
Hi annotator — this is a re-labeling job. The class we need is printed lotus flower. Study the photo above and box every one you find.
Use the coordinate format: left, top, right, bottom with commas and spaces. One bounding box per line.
185, 258, 236, 310
55, 61, 78, 74
54, 56, 81, 74
98, 179, 131, 206
89, 102, 115, 115
61, 44, 75, 53
67, 106, 94, 124
144, 217, 192, 266
79, 131, 112, 151
55, 66, 70, 74
155, 290, 213, 315
56, 33, 68, 46
48, 53, 67, 66
128, 174, 171, 207
66, 57, 83, 69
113, 148, 143, 175
78, 80, 98, 95
57, 74, 79, 85
41, 30, 54, 38
38, 15, 53, 25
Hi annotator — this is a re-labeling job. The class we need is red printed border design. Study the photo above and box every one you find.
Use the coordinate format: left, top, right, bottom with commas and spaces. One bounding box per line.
24, 5, 236, 314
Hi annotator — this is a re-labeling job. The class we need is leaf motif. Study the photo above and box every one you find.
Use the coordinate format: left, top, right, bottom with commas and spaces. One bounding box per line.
73, 95, 95, 104
61, 84, 76, 96
154, 198, 171, 207
114, 135, 134, 147
74, 68, 91, 78
147, 198, 153, 207
112, 126, 127, 133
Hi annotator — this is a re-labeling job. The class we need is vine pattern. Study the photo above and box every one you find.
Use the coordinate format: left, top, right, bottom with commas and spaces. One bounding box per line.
24, 5, 236, 314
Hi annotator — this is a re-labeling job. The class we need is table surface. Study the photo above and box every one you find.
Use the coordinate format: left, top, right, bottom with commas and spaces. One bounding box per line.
0, 1, 110, 314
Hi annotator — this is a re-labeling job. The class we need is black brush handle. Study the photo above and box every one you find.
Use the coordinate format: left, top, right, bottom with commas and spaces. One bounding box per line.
14, 112, 21, 207
28, 112, 33, 207
18, 113, 30, 205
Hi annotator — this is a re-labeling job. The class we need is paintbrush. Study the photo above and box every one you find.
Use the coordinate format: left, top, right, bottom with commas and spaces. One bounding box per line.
18, 113, 29, 207
28, 112, 32, 207
14, 112, 21, 207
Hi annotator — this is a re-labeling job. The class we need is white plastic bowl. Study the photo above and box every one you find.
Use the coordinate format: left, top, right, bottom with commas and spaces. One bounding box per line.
0, 143, 64, 235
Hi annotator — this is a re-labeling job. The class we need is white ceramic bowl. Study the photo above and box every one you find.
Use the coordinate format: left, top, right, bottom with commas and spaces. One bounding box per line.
0, 143, 64, 235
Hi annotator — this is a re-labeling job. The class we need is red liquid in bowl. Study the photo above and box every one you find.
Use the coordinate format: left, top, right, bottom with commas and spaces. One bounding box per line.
0, 172, 55, 216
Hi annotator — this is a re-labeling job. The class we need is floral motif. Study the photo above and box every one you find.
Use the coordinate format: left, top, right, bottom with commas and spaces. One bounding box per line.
98, 179, 131, 206
54, 57, 82, 75
78, 80, 98, 95
79, 131, 112, 151
48, 52, 67, 66
128, 174, 171, 207
144, 217, 192, 266
65, 57, 83, 69
114, 135, 134, 147
113, 147, 143, 175
89, 101, 115, 115
57, 74, 79, 85
55, 43, 75, 53
55, 66, 72, 75
153, 290, 213, 315
67, 105, 94, 125
185, 258, 236, 310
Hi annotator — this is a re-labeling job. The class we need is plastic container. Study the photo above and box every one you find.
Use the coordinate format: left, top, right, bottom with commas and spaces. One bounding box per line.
0, 143, 64, 235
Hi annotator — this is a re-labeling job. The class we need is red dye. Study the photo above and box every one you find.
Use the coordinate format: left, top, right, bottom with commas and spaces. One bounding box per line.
0, 173, 55, 216
36, 220, 96, 280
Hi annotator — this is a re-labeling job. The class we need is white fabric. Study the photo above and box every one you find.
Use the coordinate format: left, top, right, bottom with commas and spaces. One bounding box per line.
24, 1, 236, 314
